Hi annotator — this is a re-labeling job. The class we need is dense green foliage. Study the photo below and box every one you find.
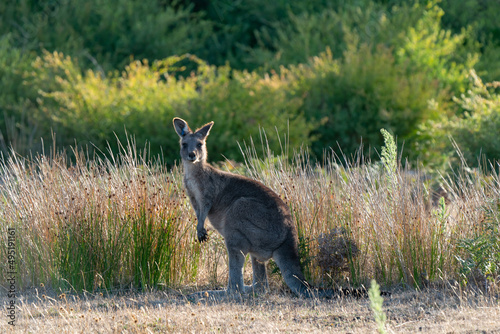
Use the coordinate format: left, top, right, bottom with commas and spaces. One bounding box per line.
0, 0, 499, 167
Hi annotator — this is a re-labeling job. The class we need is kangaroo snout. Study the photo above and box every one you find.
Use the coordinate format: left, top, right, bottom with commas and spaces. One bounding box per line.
187, 151, 196, 161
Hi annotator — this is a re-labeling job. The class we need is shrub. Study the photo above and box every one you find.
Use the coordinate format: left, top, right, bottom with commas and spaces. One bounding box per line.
0, 35, 39, 155
447, 72, 500, 168
440, 0, 500, 45
316, 228, 360, 281
0, 0, 212, 72
393, 2, 478, 97
29, 52, 198, 164
194, 0, 343, 70
185, 62, 312, 162
194, 0, 292, 70
422, 71, 500, 170
456, 207, 500, 292
27, 52, 312, 165
248, 1, 441, 72
475, 43, 500, 84
248, 1, 477, 163
287, 44, 444, 161
450, 156, 500, 291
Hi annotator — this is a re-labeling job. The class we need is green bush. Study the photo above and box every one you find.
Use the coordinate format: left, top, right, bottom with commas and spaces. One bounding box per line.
29, 52, 198, 163
0, 35, 39, 155
195, 0, 292, 70
195, 0, 343, 70
247, 1, 432, 72
27, 52, 312, 164
440, 0, 500, 44
247, 1, 476, 162
456, 192, 500, 290
474, 43, 500, 87
417, 71, 500, 171
393, 2, 478, 97
448, 72, 500, 168
286, 44, 444, 160
1, 0, 497, 169
1, 0, 212, 72
184, 62, 312, 161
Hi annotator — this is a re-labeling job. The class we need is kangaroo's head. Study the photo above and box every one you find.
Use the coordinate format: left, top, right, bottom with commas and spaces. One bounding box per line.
173, 117, 214, 164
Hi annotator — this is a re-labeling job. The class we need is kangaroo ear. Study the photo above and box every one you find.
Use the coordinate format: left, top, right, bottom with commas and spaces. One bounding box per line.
173, 117, 191, 137
195, 121, 214, 140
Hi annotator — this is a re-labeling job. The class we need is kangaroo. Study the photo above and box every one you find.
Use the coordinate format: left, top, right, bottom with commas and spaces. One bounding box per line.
173, 117, 366, 299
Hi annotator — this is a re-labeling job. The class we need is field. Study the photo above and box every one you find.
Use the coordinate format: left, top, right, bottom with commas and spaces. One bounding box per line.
1, 134, 499, 332
2, 288, 500, 333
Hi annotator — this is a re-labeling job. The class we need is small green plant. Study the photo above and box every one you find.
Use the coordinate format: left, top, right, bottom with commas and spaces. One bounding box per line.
131, 205, 180, 290
447, 71, 500, 170
427, 196, 448, 282
369, 279, 387, 334
380, 128, 397, 180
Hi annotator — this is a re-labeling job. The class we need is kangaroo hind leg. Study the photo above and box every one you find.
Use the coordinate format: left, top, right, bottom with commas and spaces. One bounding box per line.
226, 247, 246, 294
244, 255, 268, 294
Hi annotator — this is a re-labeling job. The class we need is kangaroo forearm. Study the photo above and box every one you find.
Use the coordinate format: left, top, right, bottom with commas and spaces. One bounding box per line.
196, 209, 209, 242
196, 214, 206, 229
196, 205, 211, 229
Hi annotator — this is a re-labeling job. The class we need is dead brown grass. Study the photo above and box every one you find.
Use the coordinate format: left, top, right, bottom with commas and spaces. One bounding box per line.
2, 289, 499, 333
1, 136, 499, 292
1, 137, 499, 333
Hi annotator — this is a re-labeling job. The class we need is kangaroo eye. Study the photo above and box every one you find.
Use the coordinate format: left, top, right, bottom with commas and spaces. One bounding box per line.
182, 143, 187, 148
197, 143, 202, 148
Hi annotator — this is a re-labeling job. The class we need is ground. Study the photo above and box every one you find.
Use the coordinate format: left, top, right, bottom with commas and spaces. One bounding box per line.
2, 287, 500, 333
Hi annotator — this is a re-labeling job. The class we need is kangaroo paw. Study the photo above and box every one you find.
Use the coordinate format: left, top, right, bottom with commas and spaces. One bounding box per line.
197, 228, 209, 243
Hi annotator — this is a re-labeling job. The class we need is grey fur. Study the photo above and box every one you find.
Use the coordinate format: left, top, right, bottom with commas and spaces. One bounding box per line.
173, 117, 313, 298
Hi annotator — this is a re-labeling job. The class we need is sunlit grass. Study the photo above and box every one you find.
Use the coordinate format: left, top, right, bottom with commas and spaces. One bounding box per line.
239, 131, 500, 291
0, 141, 200, 292
0, 134, 499, 294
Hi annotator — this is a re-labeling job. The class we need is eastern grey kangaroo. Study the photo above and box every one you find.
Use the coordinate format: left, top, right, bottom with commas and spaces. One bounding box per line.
173, 118, 369, 299
173, 117, 314, 298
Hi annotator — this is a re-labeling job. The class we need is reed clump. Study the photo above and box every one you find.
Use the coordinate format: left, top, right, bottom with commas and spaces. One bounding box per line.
0, 142, 200, 292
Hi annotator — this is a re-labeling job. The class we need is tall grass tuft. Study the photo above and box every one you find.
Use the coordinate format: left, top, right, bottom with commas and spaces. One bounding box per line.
0, 141, 199, 292
238, 131, 500, 290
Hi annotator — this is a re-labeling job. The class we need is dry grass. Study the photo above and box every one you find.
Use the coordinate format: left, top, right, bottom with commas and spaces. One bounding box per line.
1, 136, 499, 290
240, 137, 500, 289
0, 142, 201, 291
2, 289, 500, 333
1, 134, 499, 332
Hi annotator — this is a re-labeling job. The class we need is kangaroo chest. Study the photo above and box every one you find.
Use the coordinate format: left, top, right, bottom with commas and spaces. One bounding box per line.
184, 172, 226, 233
184, 177, 205, 208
